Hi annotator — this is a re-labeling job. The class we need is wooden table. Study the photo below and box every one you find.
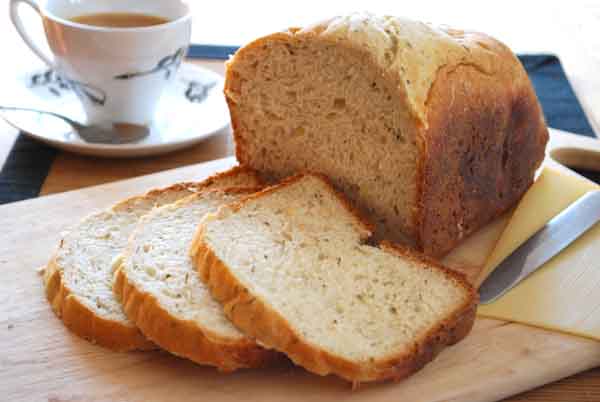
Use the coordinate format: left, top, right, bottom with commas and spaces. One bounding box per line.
2, 2, 600, 401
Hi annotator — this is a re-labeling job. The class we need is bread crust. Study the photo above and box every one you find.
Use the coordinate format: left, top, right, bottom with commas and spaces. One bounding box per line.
114, 164, 263, 211
185, 164, 264, 193
416, 33, 548, 256
191, 174, 478, 383
44, 256, 154, 351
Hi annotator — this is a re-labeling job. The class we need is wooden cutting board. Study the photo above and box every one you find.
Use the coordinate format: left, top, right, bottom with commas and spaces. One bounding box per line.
1, 129, 599, 402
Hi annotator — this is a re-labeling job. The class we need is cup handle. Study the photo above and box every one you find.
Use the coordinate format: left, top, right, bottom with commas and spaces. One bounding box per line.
10, 0, 54, 67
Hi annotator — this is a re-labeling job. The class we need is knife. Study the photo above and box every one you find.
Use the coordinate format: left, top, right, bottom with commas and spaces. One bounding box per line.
479, 189, 600, 304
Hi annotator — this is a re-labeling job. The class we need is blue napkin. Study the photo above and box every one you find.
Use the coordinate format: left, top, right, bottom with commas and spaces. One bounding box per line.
0, 50, 595, 205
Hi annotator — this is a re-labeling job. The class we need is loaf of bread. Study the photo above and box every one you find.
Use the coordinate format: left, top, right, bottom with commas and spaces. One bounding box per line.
224, 12, 549, 256
114, 188, 280, 371
44, 166, 261, 351
191, 174, 477, 383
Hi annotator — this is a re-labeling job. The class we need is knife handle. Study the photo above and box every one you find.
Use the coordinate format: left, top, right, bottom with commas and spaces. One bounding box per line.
548, 130, 600, 173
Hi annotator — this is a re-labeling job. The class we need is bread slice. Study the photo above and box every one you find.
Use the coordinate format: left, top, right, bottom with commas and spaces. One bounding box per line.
192, 174, 477, 383
44, 166, 261, 351
224, 13, 548, 257
114, 187, 280, 371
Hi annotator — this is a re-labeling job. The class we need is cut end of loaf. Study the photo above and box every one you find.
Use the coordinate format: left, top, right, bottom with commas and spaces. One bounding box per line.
192, 173, 477, 383
225, 31, 421, 244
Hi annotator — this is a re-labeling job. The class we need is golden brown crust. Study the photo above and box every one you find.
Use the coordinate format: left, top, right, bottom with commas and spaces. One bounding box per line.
191, 173, 478, 383
417, 34, 548, 256
113, 265, 281, 371
226, 97, 249, 168
190, 165, 264, 191
113, 165, 262, 212
44, 256, 154, 351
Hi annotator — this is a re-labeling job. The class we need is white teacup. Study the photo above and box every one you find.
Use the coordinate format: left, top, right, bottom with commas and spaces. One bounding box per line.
10, 0, 191, 127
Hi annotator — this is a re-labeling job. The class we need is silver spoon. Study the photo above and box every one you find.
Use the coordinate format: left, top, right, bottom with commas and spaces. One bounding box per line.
0, 106, 149, 144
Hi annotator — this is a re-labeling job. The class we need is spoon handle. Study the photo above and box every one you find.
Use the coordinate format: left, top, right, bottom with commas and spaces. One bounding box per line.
0, 105, 83, 129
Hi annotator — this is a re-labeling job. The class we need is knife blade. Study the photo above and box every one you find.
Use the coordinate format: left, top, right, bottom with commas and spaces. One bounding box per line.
479, 190, 600, 304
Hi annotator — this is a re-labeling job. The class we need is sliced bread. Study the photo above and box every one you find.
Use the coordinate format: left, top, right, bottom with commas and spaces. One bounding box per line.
191, 174, 477, 383
114, 188, 279, 371
44, 166, 261, 351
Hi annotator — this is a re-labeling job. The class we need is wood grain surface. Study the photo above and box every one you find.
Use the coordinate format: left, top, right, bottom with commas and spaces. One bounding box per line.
1, 130, 600, 402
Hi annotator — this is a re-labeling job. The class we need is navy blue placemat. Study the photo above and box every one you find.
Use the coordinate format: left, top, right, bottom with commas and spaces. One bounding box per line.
519, 55, 594, 136
0, 49, 596, 205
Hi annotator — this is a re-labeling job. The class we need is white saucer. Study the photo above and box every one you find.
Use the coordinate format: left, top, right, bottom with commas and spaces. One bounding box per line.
0, 62, 230, 158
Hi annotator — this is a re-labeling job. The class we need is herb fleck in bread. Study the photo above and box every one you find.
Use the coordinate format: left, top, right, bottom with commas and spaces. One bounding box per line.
44, 166, 261, 351
114, 188, 280, 371
191, 174, 477, 383
224, 12, 548, 256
